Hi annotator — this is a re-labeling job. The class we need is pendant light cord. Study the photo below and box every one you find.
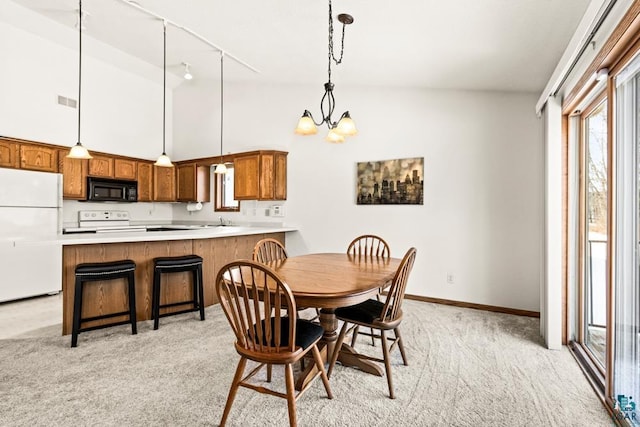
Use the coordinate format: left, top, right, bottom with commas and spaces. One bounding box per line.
162, 20, 167, 155
77, 0, 82, 144
220, 52, 224, 159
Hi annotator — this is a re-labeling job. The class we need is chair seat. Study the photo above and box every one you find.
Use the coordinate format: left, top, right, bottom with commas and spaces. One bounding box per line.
335, 298, 384, 324
75, 260, 136, 276
154, 255, 203, 269
254, 317, 324, 350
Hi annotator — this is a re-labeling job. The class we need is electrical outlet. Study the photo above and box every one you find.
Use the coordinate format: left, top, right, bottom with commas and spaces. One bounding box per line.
447, 273, 455, 284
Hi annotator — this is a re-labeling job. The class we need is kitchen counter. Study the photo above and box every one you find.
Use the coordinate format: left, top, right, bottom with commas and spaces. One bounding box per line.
1, 224, 297, 246
57, 224, 298, 245
58, 226, 296, 336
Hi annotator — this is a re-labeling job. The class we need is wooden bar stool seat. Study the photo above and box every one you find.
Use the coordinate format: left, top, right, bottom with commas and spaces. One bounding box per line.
71, 259, 137, 348
152, 255, 205, 330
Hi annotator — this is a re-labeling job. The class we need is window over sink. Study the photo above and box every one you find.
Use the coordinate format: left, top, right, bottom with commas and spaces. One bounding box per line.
213, 165, 239, 212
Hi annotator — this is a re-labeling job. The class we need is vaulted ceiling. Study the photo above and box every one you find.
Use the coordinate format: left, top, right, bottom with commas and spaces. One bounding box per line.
8, 0, 591, 92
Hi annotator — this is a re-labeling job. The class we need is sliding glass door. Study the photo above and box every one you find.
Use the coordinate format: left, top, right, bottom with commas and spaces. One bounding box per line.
580, 97, 608, 369
613, 54, 640, 425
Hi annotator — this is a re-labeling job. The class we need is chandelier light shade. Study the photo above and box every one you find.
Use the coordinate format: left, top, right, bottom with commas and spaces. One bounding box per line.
214, 52, 227, 174
154, 20, 173, 167
294, 0, 357, 142
67, 0, 92, 160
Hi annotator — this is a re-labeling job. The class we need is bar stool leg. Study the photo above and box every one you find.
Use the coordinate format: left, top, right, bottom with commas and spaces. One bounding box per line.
197, 264, 205, 321
71, 277, 84, 348
153, 268, 161, 330
128, 270, 137, 335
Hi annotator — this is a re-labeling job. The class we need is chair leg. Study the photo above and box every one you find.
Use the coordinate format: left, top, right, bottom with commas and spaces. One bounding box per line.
327, 321, 349, 378
395, 327, 408, 366
311, 344, 333, 399
152, 268, 161, 330
128, 271, 137, 335
71, 278, 83, 348
196, 265, 205, 321
380, 329, 395, 399
267, 364, 272, 382
350, 325, 359, 348
370, 327, 376, 346
220, 357, 247, 426
284, 363, 297, 427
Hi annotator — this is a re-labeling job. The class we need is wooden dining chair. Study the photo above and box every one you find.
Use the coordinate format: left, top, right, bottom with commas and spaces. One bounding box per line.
253, 238, 318, 323
327, 247, 417, 399
215, 260, 333, 427
346, 234, 391, 346
253, 238, 288, 264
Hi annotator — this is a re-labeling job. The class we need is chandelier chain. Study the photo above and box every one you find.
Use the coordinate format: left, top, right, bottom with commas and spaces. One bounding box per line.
327, 0, 346, 83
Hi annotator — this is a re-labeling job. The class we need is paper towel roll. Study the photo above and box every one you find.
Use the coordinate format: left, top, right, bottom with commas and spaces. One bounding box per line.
186, 202, 203, 212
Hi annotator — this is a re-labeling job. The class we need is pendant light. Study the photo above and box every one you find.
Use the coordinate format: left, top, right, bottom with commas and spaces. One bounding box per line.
294, 0, 357, 142
155, 19, 173, 167
67, 0, 92, 159
214, 52, 227, 174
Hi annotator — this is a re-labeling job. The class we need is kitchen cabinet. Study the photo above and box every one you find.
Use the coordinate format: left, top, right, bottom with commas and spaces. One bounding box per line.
0, 139, 19, 168
234, 151, 287, 200
137, 162, 153, 202
88, 154, 114, 178
153, 165, 176, 202
177, 163, 210, 202
19, 143, 58, 173
114, 159, 137, 180
58, 149, 87, 200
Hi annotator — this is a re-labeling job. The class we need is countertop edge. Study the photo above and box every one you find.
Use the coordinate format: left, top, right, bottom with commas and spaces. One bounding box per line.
6, 226, 299, 247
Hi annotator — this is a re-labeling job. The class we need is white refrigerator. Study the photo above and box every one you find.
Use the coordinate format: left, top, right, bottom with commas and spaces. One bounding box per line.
0, 168, 63, 302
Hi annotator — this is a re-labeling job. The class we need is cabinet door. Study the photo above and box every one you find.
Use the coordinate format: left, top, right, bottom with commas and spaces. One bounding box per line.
176, 163, 197, 202
19, 144, 58, 172
114, 159, 137, 180
88, 155, 114, 177
258, 153, 275, 200
58, 149, 87, 200
177, 163, 211, 202
274, 152, 287, 200
234, 154, 260, 200
153, 165, 176, 202
0, 139, 19, 168
137, 162, 153, 202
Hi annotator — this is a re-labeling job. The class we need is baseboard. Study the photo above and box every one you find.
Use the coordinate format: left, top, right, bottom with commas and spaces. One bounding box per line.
405, 294, 540, 318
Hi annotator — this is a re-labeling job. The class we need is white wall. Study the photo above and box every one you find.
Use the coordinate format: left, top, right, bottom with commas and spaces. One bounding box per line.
173, 80, 544, 312
1, 3, 545, 312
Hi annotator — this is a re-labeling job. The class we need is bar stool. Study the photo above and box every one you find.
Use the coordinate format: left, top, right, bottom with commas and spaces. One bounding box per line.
152, 255, 205, 330
71, 259, 137, 348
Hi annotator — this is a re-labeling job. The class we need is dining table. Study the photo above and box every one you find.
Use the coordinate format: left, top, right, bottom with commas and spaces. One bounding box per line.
264, 252, 401, 390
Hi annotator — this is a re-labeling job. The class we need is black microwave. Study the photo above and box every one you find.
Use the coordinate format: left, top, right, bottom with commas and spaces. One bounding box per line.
87, 177, 138, 202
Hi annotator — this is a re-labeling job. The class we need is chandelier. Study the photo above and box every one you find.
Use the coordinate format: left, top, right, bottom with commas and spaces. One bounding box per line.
294, 0, 357, 143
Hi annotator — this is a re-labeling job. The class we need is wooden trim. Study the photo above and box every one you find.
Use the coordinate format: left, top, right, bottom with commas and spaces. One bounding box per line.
563, 1, 640, 112
562, 113, 569, 345
404, 294, 540, 318
605, 74, 615, 401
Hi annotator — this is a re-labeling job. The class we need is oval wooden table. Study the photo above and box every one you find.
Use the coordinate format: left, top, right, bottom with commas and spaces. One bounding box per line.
264, 253, 401, 390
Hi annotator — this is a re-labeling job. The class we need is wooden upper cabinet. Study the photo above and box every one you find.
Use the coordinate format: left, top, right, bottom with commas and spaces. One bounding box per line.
19, 144, 58, 173
177, 163, 210, 202
58, 149, 87, 200
274, 152, 287, 200
234, 153, 260, 200
234, 151, 287, 201
0, 139, 19, 168
137, 162, 153, 202
153, 165, 176, 202
88, 154, 114, 178
114, 159, 137, 180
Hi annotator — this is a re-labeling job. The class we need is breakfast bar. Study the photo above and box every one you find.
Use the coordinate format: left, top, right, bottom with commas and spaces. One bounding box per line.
59, 225, 296, 335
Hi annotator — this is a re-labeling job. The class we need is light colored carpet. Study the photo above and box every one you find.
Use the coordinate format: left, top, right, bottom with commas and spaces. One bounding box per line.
0, 300, 611, 426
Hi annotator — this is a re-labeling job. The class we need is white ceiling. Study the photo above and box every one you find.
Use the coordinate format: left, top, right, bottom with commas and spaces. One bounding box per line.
8, 0, 591, 92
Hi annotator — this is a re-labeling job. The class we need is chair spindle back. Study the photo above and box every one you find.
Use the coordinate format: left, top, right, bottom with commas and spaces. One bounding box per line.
381, 247, 417, 322
347, 235, 391, 259
253, 238, 288, 264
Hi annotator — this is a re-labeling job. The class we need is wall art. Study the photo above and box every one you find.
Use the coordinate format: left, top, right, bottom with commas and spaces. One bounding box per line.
356, 157, 424, 205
